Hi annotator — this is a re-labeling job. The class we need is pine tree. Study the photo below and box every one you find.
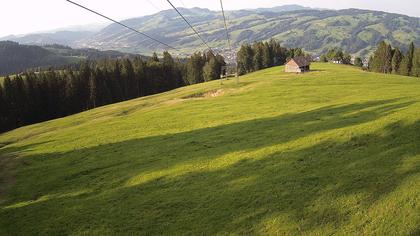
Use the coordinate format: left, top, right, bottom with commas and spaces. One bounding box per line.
237, 44, 253, 75
203, 57, 219, 82
121, 59, 135, 99
13, 75, 27, 125
292, 48, 304, 58
133, 57, 145, 96
162, 51, 174, 67
354, 57, 363, 67
371, 41, 390, 73
64, 69, 78, 114
368, 55, 374, 71
245, 44, 255, 72
88, 70, 97, 109
253, 42, 264, 71
0, 84, 6, 131
324, 48, 355, 64
215, 54, 226, 76
391, 48, 403, 74
399, 55, 410, 76
2, 76, 15, 128
186, 52, 204, 85
96, 68, 112, 106
411, 48, 420, 77
111, 60, 123, 101
407, 42, 415, 75
342, 52, 352, 65
384, 44, 393, 73
78, 61, 92, 109
262, 42, 272, 68
267, 39, 284, 65
151, 52, 160, 62
24, 73, 41, 122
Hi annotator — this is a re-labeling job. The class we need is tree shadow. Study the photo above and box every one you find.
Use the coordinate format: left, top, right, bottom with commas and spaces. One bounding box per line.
0, 98, 419, 234
308, 69, 326, 72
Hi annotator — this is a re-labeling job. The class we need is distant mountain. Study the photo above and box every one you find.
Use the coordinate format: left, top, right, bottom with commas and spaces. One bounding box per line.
74, 6, 420, 57
0, 41, 76, 76
254, 4, 314, 13
0, 41, 142, 76
0, 31, 95, 47
4, 5, 420, 57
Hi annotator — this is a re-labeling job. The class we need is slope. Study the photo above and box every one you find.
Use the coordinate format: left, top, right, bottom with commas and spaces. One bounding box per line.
0, 63, 420, 235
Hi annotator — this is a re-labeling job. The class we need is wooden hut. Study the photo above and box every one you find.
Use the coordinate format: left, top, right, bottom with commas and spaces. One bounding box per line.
285, 56, 311, 73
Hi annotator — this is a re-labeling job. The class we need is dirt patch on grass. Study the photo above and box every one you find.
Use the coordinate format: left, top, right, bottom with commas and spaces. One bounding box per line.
182, 89, 224, 99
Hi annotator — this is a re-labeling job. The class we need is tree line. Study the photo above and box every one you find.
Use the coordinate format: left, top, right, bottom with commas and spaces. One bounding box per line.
0, 51, 225, 132
0, 41, 142, 76
368, 41, 420, 76
237, 39, 307, 75
319, 48, 365, 67
320, 48, 351, 64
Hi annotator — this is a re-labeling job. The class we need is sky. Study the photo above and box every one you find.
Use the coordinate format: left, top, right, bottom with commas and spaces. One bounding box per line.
1, 0, 420, 37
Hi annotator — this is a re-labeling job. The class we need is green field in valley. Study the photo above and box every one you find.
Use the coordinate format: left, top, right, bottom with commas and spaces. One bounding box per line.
0, 63, 419, 235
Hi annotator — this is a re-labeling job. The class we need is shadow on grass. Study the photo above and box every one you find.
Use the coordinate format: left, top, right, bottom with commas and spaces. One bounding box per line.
308, 69, 326, 72
1, 98, 419, 234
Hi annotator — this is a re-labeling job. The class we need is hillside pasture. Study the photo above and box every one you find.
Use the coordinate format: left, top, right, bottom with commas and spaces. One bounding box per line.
0, 63, 420, 235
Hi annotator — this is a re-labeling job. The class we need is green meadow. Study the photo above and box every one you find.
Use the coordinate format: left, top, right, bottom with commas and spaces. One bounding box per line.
0, 63, 419, 235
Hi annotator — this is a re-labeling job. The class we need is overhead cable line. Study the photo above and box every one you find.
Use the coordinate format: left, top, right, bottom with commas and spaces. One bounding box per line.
219, 0, 232, 53
219, 0, 238, 82
66, 0, 178, 51
165, 0, 214, 53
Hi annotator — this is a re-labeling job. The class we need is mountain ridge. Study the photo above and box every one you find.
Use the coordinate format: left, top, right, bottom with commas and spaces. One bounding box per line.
3, 5, 420, 57
0, 41, 142, 76
74, 6, 420, 57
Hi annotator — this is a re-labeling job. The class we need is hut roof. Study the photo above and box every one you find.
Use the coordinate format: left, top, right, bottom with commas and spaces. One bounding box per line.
287, 56, 311, 67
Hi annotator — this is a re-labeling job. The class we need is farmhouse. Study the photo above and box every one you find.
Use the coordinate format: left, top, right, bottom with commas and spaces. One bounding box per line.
285, 56, 311, 73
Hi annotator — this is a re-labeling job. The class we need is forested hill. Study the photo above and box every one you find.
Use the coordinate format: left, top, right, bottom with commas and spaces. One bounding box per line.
74, 6, 420, 56
0, 31, 95, 47
0, 41, 78, 76
0, 41, 140, 76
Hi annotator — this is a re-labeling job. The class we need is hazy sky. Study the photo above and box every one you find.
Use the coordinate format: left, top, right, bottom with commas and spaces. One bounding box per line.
1, 0, 420, 37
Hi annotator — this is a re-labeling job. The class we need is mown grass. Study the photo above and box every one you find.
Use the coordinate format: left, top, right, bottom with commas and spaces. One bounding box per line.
1, 63, 420, 235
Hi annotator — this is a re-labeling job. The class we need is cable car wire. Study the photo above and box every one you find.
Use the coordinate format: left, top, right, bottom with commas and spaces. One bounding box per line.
165, 0, 213, 53
219, 0, 232, 53
66, 0, 178, 51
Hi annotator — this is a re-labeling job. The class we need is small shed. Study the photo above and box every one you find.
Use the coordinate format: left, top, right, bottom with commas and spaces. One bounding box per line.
285, 56, 311, 73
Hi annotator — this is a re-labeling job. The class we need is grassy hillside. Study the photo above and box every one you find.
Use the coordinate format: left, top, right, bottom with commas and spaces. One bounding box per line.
1, 63, 420, 235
